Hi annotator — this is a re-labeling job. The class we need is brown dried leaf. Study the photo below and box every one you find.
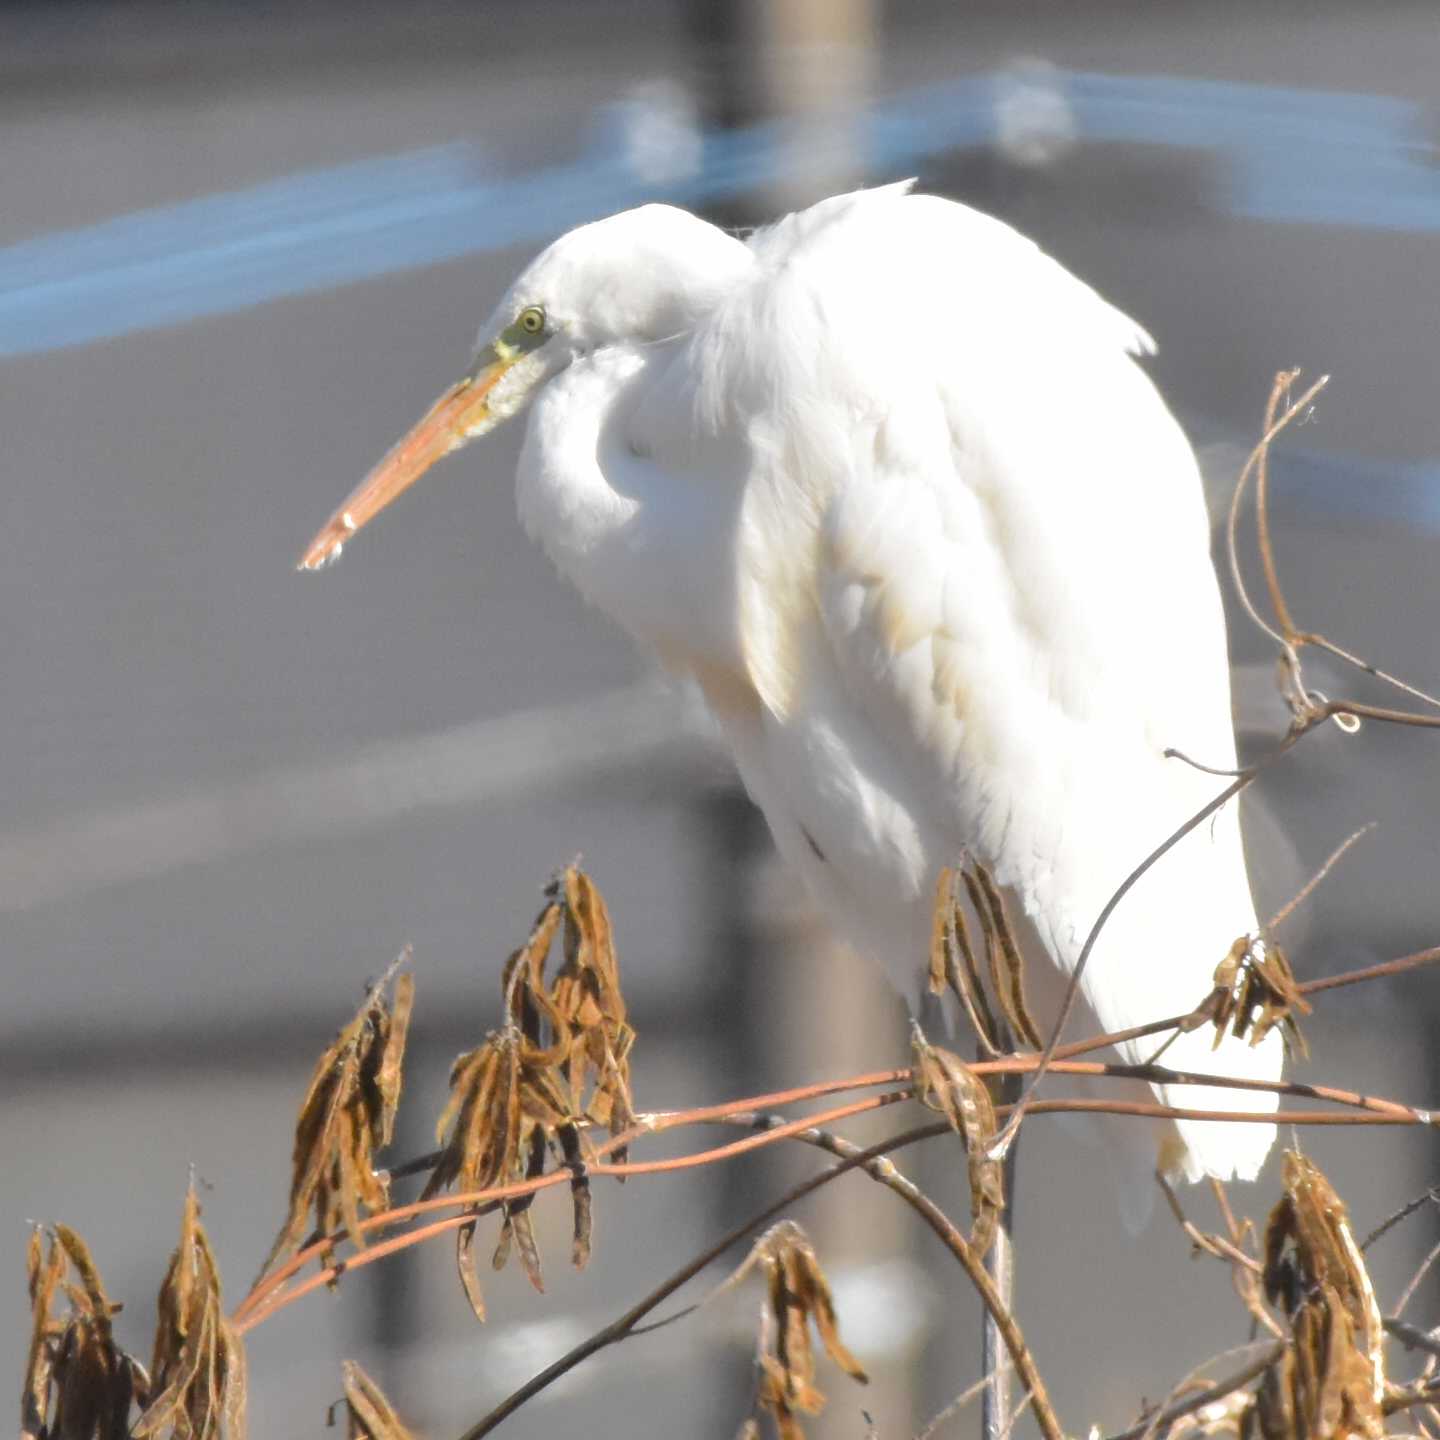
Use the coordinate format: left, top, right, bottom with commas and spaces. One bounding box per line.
24, 1229, 65, 1440
968, 862, 1043, 1049
421, 865, 631, 1321
258, 954, 414, 1281
339, 1361, 416, 1440
550, 866, 636, 1146
455, 1222, 486, 1323
557, 1125, 593, 1270
1258, 1151, 1384, 1440
52, 1319, 111, 1440
136, 1180, 246, 1440
911, 1033, 1005, 1256
423, 1032, 522, 1211
746, 1222, 868, 1440
1209, 938, 1311, 1060
23, 1227, 147, 1440
369, 971, 414, 1149
491, 1129, 548, 1294
927, 868, 1001, 1055
52, 1229, 114, 1341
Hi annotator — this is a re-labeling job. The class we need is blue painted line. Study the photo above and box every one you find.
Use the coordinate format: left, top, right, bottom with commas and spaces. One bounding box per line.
2, 69, 1439, 363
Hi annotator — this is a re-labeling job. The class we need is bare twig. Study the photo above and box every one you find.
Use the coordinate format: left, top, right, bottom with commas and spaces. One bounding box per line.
456, 1118, 1063, 1440
1302, 947, 1440, 1002
1300, 632, 1440, 713
1267, 822, 1377, 930
1394, 1236, 1440, 1319
234, 1034, 1440, 1334
1226, 370, 1329, 661
1387, 1317, 1440, 1364
914, 1366, 1009, 1440
1363, 1185, 1440, 1251
1103, 1342, 1285, 1440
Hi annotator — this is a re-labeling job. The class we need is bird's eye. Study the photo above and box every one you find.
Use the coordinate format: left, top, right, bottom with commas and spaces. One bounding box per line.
518, 305, 546, 335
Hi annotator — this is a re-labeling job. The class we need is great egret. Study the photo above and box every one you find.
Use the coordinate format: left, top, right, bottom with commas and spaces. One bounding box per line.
301, 183, 1282, 1189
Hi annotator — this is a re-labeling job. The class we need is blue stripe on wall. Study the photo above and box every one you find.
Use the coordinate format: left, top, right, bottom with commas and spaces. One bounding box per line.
3, 70, 1438, 362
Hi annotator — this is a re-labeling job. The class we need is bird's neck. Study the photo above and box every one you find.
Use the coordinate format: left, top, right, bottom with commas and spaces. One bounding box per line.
515, 345, 745, 673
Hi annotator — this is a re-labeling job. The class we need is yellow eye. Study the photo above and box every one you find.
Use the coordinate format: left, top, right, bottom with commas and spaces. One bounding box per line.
518, 305, 546, 335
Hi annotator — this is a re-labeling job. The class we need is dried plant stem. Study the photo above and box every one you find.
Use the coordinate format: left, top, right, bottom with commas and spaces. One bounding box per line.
1394, 1235, 1440, 1318
1225, 370, 1328, 660
1156, 1172, 1262, 1274
234, 1085, 1431, 1335
984, 1068, 1021, 1440
1299, 944, 1440, 1000
1267, 821, 1377, 930
238, 933, 1440, 1328
1103, 1341, 1286, 1440
1386, 1317, 1440, 1364
231, 923, 1440, 1336
1362, 1184, 1440, 1251
234, 1016, 1439, 1332
456, 1120, 1062, 1440
915, 1365, 1010, 1440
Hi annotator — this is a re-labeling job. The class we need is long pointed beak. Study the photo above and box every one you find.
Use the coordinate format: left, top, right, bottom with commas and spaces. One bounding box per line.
298, 349, 510, 571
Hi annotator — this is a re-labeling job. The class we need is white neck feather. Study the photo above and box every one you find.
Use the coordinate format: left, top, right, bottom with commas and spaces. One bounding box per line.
515, 344, 745, 672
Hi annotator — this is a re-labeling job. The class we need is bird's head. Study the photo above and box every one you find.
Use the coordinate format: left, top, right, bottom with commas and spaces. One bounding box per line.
298, 204, 749, 571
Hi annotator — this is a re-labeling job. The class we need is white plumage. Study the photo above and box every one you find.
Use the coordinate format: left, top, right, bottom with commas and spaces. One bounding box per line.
302, 183, 1282, 1190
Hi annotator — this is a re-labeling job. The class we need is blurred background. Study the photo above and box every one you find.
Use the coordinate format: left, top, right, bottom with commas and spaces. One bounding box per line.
4, 1, 1439, 1435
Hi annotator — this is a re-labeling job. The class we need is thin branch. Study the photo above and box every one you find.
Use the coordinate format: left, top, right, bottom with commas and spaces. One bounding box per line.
1387, 1318, 1440, 1364
234, 1089, 914, 1329
456, 1119, 1064, 1440
237, 1096, 1427, 1333
1253, 371, 1307, 643
1301, 946, 1440, 1001
1395, 1235, 1440, 1319
1300, 632, 1440, 713
915, 1366, 1009, 1440
1156, 1172, 1261, 1273
1226, 370, 1329, 660
1267, 821, 1376, 930
1363, 1184, 1440, 1251
236, 1048, 1438, 1331
1163, 746, 1249, 778
1103, 1342, 1285, 1440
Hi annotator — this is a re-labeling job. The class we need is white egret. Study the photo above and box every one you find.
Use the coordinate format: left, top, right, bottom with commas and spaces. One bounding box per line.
301, 183, 1282, 1191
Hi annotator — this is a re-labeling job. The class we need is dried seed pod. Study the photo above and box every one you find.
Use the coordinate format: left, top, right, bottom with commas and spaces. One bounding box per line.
1252, 1151, 1384, 1440
23, 1225, 149, 1440
927, 867, 1001, 1055
338, 1362, 416, 1440
965, 862, 1043, 1050
421, 865, 636, 1321
911, 1032, 1005, 1257
134, 1182, 246, 1440
743, 1222, 867, 1440
1208, 938, 1311, 1060
257, 953, 415, 1282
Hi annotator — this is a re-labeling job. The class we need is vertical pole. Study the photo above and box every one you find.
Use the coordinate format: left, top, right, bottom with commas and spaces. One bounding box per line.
982, 1081, 1020, 1440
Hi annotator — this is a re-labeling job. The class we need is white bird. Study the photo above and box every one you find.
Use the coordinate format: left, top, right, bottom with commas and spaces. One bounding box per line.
300, 183, 1282, 1194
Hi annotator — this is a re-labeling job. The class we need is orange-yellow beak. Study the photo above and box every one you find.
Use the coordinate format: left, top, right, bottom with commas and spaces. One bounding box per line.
298, 347, 511, 571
